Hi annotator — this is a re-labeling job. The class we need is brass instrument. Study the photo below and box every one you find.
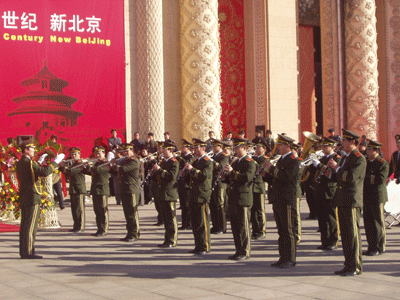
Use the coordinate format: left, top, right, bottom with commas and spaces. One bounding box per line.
300, 131, 321, 159
300, 150, 324, 168
213, 157, 239, 190
70, 158, 99, 169
139, 152, 158, 163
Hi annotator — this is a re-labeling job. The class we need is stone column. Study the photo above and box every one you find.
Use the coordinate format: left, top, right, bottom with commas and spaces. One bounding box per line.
344, 0, 379, 139
320, 0, 346, 134
180, 0, 221, 140
135, 0, 165, 141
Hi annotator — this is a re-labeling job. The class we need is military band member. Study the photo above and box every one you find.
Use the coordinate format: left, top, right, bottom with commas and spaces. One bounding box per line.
112, 144, 141, 241
328, 129, 366, 276
153, 142, 179, 247
363, 140, 389, 256
224, 138, 256, 261
185, 138, 213, 255
59, 147, 86, 233
312, 137, 340, 250
149, 142, 165, 226
84, 146, 110, 237
264, 134, 299, 268
210, 138, 229, 234
176, 139, 194, 230
251, 139, 268, 240
291, 143, 302, 244
389, 134, 400, 181
17, 138, 64, 259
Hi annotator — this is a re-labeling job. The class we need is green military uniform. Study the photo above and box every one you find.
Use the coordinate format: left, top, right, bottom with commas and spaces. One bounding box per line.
333, 129, 366, 275
17, 144, 58, 259
227, 145, 256, 260
210, 141, 229, 234
251, 154, 267, 239
363, 141, 389, 255
85, 147, 110, 236
189, 140, 213, 254
314, 138, 341, 250
293, 156, 303, 244
113, 145, 141, 241
59, 149, 86, 232
176, 145, 193, 230
155, 146, 179, 247
267, 135, 299, 267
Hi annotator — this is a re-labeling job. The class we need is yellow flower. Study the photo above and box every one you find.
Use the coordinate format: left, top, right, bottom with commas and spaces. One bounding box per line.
10, 189, 14, 193
5, 182, 9, 186
41, 199, 45, 203
11, 197, 15, 202
48, 202, 52, 206
43, 192, 48, 196
9, 205, 14, 210
41, 209, 45, 213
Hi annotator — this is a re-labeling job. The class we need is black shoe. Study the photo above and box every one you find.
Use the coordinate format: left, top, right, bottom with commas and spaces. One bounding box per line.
338, 269, 361, 276
278, 261, 295, 268
21, 254, 43, 259
211, 230, 223, 235
93, 232, 106, 237
325, 245, 337, 251
234, 255, 249, 261
317, 245, 326, 250
179, 226, 191, 230
69, 228, 77, 232
73, 229, 83, 234
60, 206, 66, 211
252, 233, 266, 240
195, 250, 209, 255
120, 237, 136, 242
154, 222, 164, 226
158, 243, 175, 248
210, 227, 218, 233
228, 253, 239, 260
366, 250, 379, 256
271, 260, 283, 267
334, 267, 349, 275
188, 248, 199, 254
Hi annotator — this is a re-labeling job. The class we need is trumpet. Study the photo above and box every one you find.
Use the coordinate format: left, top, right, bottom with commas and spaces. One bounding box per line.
300, 150, 324, 168
247, 155, 281, 187
70, 158, 99, 169
140, 152, 158, 163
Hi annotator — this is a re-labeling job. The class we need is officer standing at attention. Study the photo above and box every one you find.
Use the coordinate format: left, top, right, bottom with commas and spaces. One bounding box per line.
153, 141, 179, 247
210, 138, 229, 234
263, 134, 299, 268
312, 137, 341, 250
251, 139, 269, 240
363, 140, 389, 256
184, 138, 213, 255
113, 143, 141, 242
59, 147, 87, 233
328, 129, 366, 276
84, 146, 110, 237
224, 138, 256, 261
17, 138, 64, 259
389, 134, 400, 181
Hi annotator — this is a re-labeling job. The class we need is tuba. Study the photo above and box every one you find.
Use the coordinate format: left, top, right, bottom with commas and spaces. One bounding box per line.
300, 131, 321, 160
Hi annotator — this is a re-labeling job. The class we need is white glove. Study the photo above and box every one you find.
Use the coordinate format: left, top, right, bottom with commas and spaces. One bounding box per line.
38, 153, 48, 164
312, 158, 319, 168
54, 153, 65, 164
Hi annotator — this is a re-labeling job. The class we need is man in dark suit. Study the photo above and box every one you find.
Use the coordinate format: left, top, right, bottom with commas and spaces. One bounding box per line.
224, 138, 256, 260
112, 144, 141, 241
152, 141, 179, 247
59, 147, 87, 233
176, 139, 194, 230
185, 138, 213, 255
84, 146, 110, 237
251, 139, 268, 240
263, 134, 299, 268
328, 129, 366, 276
145, 132, 157, 154
108, 129, 122, 149
389, 134, 400, 181
312, 137, 341, 250
130, 132, 145, 152
363, 140, 389, 256
210, 138, 229, 234
17, 139, 64, 259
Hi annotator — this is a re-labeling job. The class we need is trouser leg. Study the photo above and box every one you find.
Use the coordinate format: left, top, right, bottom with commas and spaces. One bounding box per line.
19, 204, 40, 258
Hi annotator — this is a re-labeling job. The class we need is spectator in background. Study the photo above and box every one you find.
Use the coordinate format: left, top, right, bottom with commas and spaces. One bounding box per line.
130, 132, 145, 152
145, 132, 157, 154
108, 129, 122, 150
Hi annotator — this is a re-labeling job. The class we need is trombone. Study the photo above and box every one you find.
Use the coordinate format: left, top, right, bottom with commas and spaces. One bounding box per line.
70, 158, 99, 169
140, 152, 157, 163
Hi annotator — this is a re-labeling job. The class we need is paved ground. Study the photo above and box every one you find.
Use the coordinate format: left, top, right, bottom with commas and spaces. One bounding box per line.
1, 197, 399, 300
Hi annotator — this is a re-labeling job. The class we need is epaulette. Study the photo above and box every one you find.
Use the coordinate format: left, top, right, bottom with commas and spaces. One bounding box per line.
354, 151, 362, 158
335, 154, 341, 158
378, 157, 385, 163
171, 158, 177, 162
290, 154, 296, 159
263, 155, 269, 159
246, 157, 253, 162
204, 156, 210, 161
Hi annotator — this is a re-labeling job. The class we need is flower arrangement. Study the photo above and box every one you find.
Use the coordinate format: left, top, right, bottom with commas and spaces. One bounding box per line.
40, 192, 53, 214
0, 182, 20, 220
0, 146, 22, 171
35, 146, 58, 164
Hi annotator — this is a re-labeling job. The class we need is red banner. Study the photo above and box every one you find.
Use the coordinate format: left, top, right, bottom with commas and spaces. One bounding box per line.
0, 0, 125, 156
